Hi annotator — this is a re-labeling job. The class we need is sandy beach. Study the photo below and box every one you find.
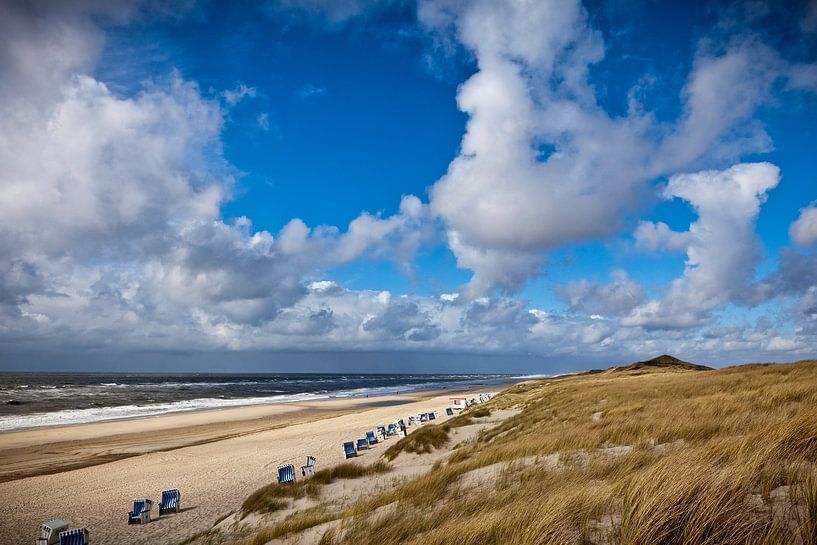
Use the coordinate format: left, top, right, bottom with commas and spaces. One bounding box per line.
0, 386, 511, 545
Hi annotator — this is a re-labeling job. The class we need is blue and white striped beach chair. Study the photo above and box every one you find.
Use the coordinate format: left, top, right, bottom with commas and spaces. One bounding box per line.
128, 498, 152, 524
365, 430, 378, 445
343, 441, 357, 458
58, 528, 88, 545
446, 407, 454, 416
357, 437, 369, 450
277, 463, 296, 484
159, 488, 180, 515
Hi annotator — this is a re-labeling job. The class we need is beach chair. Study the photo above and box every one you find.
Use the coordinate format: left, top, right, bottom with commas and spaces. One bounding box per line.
301, 455, 317, 477
419, 412, 428, 423
407, 416, 415, 426
397, 418, 405, 428
343, 441, 357, 459
58, 528, 88, 545
37, 519, 68, 545
277, 463, 295, 484
356, 437, 369, 450
428, 411, 436, 421
377, 424, 386, 436
127, 498, 153, 524
159, 488, 180, 515
446, 407, 454, 416
366, 430, 378, 445
386, 423, 396, 436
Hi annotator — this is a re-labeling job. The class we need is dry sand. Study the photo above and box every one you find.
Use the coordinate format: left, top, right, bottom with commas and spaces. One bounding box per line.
0, 386, 511, 545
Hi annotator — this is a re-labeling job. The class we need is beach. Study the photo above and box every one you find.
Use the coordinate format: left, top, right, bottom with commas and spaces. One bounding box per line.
0, 386, 511, 545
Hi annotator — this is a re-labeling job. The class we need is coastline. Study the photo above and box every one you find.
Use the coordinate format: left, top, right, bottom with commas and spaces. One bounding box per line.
0, 382, 518, 545
0, 384, 512, 483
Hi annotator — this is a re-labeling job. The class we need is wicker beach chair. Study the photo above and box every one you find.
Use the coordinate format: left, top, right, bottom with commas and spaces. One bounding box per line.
127, 498, 152, 524
37, 519, 68, 545
277, 463, 296, 484
365, 430, 378, 445
159, 489, 180, 515
356, 437, 369, 450
343, 441, 357, 458
58, 528, 88, 545
301, 455, 316, 476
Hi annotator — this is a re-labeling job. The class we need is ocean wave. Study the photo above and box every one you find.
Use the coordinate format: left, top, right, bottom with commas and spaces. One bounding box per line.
0, 392, 327, 432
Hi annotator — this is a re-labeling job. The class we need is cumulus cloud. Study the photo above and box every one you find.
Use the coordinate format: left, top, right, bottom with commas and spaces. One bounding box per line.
420, 0, 810, 296
789, 202, 817, 248
623, 163, 780, 329
558, 270, 646, 317
0, 0, 814, 368
633, 221, 691, 253
0, 0, 436, 353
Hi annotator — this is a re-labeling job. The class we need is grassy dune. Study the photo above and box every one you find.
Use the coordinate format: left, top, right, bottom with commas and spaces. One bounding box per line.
218, 359, 817, 545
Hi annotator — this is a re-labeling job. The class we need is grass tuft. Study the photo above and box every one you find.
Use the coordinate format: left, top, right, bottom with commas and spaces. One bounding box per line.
240, 461, 390, 515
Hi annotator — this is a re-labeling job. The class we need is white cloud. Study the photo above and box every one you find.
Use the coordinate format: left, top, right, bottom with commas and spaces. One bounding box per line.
789, 202, 817, 248
623, 163, 780, 329
558, 270, 646, 317
222, 83, 257, 105
420, 0, 806, 296
633, 221, 691, 253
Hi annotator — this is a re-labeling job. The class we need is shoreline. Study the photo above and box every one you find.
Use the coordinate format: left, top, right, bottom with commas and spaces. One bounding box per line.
0, 382, 519, 545
0, 383, 518, 483
0, 377, 517, 433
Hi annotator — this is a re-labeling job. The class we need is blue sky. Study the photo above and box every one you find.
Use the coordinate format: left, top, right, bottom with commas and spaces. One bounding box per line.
0, 0, 816, 372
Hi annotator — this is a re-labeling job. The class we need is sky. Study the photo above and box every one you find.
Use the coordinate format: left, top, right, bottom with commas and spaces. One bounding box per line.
0, 0, 816, 373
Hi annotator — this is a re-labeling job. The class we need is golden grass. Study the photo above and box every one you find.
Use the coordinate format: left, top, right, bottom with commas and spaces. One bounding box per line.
240, 460, 390, 515
215, 360, 817, 545
330, 360, 817, 545
383, 409, 493, 461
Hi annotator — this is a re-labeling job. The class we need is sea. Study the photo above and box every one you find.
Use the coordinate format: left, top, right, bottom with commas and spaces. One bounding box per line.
0, 373, 518, 432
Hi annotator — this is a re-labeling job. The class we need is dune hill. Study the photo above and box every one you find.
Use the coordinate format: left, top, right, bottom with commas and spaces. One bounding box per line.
191, 359, 817, 545
608, 354, 712, 373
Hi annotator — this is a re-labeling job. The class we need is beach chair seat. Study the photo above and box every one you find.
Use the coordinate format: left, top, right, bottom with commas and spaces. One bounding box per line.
128, 498, 153, 524
301, 455, 317, 476
159, 488, 180, 515
58, 528, 88, 545
38, 519, 68, 545
343, 441, 357, 459
446, 407, 454, 416
277, 463, 296, 484
365, 430, 378, 445
356, 437, 369, 450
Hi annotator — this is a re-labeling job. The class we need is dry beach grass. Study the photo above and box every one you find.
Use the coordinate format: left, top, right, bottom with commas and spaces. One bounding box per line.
209, 358, 817, 545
